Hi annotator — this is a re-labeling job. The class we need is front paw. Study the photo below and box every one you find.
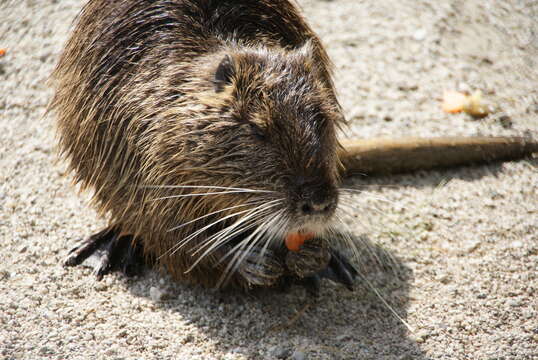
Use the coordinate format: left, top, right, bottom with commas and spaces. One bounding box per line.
285, 238, 330, 279
236, 247, 285, 287
285, 237, 358, 292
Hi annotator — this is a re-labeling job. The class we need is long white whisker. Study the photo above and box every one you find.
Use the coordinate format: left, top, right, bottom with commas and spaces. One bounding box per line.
188, 201, 282, 259
256, 210, 288, 265
341, 184, 402, 189
332, 213, 361, 260
180, 200, 283, 268
150, 190, 269, 202
357, 273, 414, 332
336, 203, 376, 233
335, 205, 401, 278
220, 213, 274, 266
160, 202, 276, 259
174, 199, 281, 264
176, 201, 274, 242
338, 197, 386, 217
332, 216, 413, 332
142, 184, 274, 193
335, 209, 384, 262
218, 209, 284, 286
186, 220, 262, 273
340, 188, 398, 205
169, 206, 252, 236
167, 200, 264, 232
190, 221, 260, 263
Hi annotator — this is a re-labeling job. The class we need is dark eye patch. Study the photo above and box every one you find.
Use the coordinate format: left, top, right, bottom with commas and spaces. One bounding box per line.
302, 105, 328, 133
249, 122, 267, 140
214, 55, 235, 93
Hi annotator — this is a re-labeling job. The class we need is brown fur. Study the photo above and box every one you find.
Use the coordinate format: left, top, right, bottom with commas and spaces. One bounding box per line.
50, 0, 346, 288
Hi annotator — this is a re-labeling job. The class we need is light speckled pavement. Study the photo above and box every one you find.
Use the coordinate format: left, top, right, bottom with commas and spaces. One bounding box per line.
1, 0, 537, 359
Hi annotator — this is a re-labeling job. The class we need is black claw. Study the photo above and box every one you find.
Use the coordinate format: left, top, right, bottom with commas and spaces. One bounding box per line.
63, 228, 116, 267
63, 227, 145, 280
318, 249, 358, 291
122, 238, 145, 277
93, 235, 118, 280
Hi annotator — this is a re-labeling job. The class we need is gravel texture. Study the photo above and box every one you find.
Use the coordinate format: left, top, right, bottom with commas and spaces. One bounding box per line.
1, 0, 537, 359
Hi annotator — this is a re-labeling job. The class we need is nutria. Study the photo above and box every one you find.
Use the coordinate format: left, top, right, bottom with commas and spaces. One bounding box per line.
50, 0, 357, 291
50, 0, 538, 292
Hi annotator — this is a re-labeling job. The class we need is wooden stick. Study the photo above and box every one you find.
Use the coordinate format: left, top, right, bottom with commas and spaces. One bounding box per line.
339, 136, 538, 176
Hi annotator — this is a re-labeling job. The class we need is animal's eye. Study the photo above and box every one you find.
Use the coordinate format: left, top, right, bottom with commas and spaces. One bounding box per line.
312, 112, 326, 127
250, 123, 266, 140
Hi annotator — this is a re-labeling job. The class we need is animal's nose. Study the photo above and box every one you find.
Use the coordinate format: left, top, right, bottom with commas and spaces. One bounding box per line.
291, 175, 338, 217
298, 198, 335, 216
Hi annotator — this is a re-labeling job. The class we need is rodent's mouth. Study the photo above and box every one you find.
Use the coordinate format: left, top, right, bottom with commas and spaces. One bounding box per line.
286, 220, 331, 239
297, 228, 314, 235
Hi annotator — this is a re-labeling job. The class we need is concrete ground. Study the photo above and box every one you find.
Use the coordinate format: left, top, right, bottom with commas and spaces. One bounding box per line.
1, 0, 537, 359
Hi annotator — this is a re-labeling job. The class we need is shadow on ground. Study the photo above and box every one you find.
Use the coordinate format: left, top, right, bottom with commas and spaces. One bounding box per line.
346, 157, 537, 191
99, 234, 431, 359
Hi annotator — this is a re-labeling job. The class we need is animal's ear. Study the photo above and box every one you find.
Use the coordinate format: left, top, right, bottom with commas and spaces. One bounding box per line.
295, 40, 315, 59
293, 41, 317, 70
214, 55, 235, 92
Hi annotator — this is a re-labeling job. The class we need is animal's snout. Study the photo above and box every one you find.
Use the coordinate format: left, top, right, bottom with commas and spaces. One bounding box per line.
291, 176, 338, 218
297, 197, 335, 216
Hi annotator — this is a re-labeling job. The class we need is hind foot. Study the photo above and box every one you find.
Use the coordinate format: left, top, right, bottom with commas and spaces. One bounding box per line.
64, 226, 145, 280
